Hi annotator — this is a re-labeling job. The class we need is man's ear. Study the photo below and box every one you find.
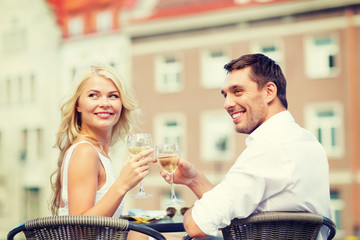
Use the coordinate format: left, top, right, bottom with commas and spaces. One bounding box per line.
264, 82, 277, 103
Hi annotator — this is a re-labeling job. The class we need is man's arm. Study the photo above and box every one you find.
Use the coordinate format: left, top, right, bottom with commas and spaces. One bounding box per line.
159, 158, 215, 238
183, 208, 210, 239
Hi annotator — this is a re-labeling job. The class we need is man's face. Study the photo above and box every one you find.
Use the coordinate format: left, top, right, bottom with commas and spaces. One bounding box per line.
221, 67, 269, 134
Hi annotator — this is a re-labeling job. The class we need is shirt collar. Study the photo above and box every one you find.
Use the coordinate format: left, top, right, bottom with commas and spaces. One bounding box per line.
245, 110, 294, 146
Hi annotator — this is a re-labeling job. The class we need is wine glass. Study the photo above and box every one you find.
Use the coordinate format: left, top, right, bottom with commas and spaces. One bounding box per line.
156, 143, 185, 206
127, 133, 153, 198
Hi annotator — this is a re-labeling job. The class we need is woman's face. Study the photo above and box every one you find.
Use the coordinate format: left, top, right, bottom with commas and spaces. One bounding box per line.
76, 75, 122, 134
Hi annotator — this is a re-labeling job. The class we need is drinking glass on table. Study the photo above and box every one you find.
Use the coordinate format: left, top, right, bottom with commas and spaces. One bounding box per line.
156, 143, 185, 206
127, 133, 153, 198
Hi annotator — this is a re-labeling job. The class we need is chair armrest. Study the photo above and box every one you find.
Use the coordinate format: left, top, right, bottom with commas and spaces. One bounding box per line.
323, 217, 336, 240
7, 222, 26, 240
182, 234, 193, 240
129, 222, 166, 240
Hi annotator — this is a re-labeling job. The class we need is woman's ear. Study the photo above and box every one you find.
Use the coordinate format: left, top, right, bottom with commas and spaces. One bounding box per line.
264, 82, 277, 103
76, 105, 81, 113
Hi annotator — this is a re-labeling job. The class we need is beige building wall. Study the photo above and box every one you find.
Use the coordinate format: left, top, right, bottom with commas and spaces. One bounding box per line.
0, 0, 359, 239
127, 2, 360, 238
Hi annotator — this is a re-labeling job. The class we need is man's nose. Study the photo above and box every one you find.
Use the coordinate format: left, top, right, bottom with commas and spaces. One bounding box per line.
224, 95, 235, 110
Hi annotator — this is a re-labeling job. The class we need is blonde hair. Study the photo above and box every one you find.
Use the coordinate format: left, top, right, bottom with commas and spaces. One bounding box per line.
50, 64, 138, 215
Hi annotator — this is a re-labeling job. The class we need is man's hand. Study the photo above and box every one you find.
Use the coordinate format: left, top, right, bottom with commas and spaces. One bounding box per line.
159, 158, 214, 199
159, 158, 197, 187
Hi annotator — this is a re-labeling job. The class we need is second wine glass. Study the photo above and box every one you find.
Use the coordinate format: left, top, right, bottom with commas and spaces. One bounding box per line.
156, 143, 185, 206
127, 133, 153, 198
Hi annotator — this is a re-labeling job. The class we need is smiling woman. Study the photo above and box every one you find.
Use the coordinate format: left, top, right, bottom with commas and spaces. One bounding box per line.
49, 64, 154, 240
76, 75, 123, 134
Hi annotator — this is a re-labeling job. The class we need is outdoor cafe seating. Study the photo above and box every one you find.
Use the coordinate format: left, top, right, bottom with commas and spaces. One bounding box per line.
183, 211, 336, 240
7, 215, 166, 240
7, 211, 336, 240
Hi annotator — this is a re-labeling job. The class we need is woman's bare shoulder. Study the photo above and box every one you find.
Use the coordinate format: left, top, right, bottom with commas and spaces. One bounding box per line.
69, 142, 99, 169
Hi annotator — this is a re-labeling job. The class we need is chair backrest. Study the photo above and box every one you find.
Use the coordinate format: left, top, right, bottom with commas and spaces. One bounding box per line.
221, 212, 336, 240
7, 215, 166, 240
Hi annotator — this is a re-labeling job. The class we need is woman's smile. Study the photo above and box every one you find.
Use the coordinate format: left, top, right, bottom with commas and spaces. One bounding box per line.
95, 111, 114, 119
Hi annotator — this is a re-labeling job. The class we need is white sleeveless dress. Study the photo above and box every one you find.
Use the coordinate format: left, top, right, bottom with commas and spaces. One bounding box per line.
58, 141, 124, 217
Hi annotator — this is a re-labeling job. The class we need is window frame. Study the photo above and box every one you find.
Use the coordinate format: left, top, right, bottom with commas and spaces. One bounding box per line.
68, 16, 84, 37
200, 110, 234, 162
250, 40, 285, 68
153, 112, 187, 157
304, 34, 339, 79
96, 10, 113, 32
155, 54, 183, 94
330, 190, 344, 236
200, 48, 229, 89
304, 101, 344, 159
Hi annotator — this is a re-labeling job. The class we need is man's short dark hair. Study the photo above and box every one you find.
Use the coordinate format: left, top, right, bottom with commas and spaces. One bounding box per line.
224, 53, 288, 109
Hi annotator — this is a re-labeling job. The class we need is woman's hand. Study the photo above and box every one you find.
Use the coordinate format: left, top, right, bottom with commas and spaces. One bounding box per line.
116, 148, 154, 192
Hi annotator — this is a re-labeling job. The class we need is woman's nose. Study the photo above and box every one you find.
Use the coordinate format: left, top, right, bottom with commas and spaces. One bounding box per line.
99, 97, 110, 107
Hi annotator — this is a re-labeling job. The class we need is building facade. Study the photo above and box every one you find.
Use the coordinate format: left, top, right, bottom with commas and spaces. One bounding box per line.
0, 0, 62, 237
0, 0, 359, 238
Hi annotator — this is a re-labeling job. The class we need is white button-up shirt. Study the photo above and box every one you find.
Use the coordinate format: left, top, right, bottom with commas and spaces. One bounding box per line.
192, 111, 332, 239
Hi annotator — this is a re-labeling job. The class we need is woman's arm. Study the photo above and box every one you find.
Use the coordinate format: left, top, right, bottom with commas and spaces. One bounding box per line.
67, 143, 153, 216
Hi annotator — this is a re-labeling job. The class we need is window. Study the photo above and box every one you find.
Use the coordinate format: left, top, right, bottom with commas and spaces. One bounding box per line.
0, 79, 5, 104
200, 110, 234, 161
21, 129, 28, 162
0, 200, 4, 217
68, 17, 83, 37
304, 102, 344, 158
155, 55, 183, 93
37, 128, 43, 158
96, 11, 112, 32
154, 113, 186, 156
19, 128, 43, 162
0, 131, 2, 164
71, 67, 77, 81
2, 28, 26, 54
251, 41, 284, 66
24, 187, 40, 220
30, 74, 35, 102
305, 35, 339, 79
330, 191, 344, 234
11, 77, 19, 104
201, 49, 229, 89
6, 78, 10, 104
18, 76, 23, 103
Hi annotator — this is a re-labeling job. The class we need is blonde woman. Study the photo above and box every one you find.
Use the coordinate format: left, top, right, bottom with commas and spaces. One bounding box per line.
50, 64, 153, 239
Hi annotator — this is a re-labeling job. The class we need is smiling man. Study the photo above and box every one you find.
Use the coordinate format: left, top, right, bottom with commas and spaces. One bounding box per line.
160, 54, 332, 240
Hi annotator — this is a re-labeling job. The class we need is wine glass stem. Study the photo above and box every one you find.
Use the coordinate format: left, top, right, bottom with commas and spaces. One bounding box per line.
169, 173, 177, 201
139, 181, 145, 193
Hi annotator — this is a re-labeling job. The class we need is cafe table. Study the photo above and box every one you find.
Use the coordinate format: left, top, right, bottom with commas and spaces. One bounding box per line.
145, 219, 185, 233
121, 215, 186, 233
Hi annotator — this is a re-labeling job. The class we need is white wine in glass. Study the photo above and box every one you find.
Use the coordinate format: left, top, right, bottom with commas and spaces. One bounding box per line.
127, 133, 153, 198
156, 143, 185, 206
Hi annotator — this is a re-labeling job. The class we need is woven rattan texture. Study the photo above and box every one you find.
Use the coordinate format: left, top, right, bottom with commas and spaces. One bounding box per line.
23, 216, 129, 240
221, 212, 323, 240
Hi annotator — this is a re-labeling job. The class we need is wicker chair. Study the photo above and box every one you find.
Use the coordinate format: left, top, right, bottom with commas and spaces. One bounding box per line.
221, 212, 336, 240
183, 212, 336, 240
7, 215, 166, 240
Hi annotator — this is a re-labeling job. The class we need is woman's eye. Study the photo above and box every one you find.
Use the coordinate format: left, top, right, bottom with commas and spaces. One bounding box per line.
88, 93, 97, 98
109, 94, 119, 99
